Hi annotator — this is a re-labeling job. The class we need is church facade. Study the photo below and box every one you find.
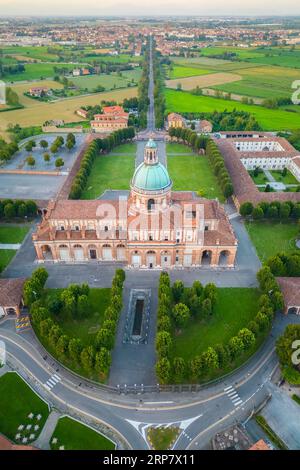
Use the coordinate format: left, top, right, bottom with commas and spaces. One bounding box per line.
33, 139, 238, 268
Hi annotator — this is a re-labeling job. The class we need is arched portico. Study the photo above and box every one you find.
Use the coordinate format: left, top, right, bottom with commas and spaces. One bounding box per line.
218, 250, 230, 266
59, 244, 70, 261
41, 244, 53, 260
201, 250, 212, 266
146, 250, 156, 268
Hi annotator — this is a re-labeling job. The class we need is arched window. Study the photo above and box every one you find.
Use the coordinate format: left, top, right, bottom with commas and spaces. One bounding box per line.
147, 199, 155, 211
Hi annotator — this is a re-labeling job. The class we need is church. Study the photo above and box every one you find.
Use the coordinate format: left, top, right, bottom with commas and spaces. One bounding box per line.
33, 139, 238, 268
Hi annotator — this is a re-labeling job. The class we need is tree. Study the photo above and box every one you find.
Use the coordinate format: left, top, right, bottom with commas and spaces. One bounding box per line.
276, 324, 300, 370
44, 153, 50, 163
66, 139, 75, 151
172, 303, 190, 328
40, 139, 48, 150
68, 338, 83, 363
56, 335, 69, 359
203, 283, 217, 306
201, 298, 212, 317
255, 311, 270, 331
25, 141, 34, 153
190, 355, 202, 378
266, 255, 286, 277
3, 202, 16, 219
80, 346, 95, 373
252, 206, 264, 219
172, 280, 184, 303
55, 157, 64, 168
189, 294, 202, 316
215, 344, 230, 368
61, 289, 77, 315
96, 328, 114, 350
26, 155, 35, 167
238, 328, 255, 349
239, 202, 253, 217
157, 315, 171, 332
156, 331, 172, 358
201, 347, 219, 372
172, 357, 185, 380
156, 357, 171, 384
228, 336, 244, 358
95, 348, 111, 374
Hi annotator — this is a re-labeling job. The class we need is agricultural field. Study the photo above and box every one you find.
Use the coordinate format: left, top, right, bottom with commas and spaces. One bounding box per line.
71, 68, 142, 92
167, 65, 211, 79
0, 87, 138, 132
197, 45, 300, 69
3, 62, 80, 82
10, 80, 64, 107
166, 72, 242, 91
212, 65, 300, 99
164, 89, 300, 131
1, 45, 63, 62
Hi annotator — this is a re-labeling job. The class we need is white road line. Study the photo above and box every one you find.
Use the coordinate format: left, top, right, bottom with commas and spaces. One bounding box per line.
228, 391, 238, 397
232, 397, 241, 403
53, 374, 61, 381
48, 378, 57, 386
51, 376, 59, 383
44, 384, 51, 391
234, 400, 243, 407
224, 386, 233, 391
144, 401, 174, 404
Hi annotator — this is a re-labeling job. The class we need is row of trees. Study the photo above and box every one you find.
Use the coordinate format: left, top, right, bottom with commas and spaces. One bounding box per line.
240, 200, 300, 220
265, 251, 300, 277
155, 269, 282, 384
69, 126, 135, 199
0, 198, 37, 220
29, 268, 125, 380
205, 139, 234, 198
153, 45, 165, 129
168, 125, 208, 153
137, 41, 150, 129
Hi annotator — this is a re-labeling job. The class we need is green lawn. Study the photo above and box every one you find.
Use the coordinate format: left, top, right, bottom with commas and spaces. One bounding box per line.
148, 427, 179, 450
0, 225, 30, 243
81, 154, 135, 199
0, 372, 49, 442
270, 170, 299, 185
165, 89, 300, 131
168, 65, 211, 79
109, 143, 136, 154
170, 288, 260, 364
0, 249, 16, 272
249, 171, 268, 185
44, 288, 111, 345
245, 221, 300, 261
50, 417, 115, 450
166, 142, 194, 154
167, 154, 224, 201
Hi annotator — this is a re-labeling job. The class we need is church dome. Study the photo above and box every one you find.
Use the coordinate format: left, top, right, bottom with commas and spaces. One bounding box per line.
145, 138, 157, 149
132, 161, 172, 191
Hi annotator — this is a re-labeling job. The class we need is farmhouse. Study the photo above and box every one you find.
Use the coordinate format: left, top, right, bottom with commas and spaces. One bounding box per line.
91, 105, 129, 133
32, 139, 237, 268
0, 278, 26, 318
29, 87, 49, 97
76, 108, 89, 119
198, 120, 213, 133
167, 112, 185, 129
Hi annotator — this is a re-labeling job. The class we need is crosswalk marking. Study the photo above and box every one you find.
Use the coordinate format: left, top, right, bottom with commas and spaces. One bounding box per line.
224, 385, 243, 408
43, 374, 61, 391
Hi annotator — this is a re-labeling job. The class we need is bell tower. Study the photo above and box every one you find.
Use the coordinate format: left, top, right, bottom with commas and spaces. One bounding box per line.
144, 138, 158, 165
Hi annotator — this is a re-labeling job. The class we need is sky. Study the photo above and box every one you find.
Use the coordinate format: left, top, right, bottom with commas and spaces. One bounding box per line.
0, 0, 299, 17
